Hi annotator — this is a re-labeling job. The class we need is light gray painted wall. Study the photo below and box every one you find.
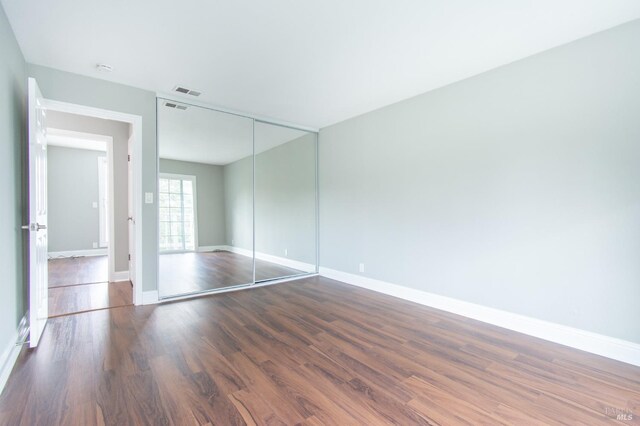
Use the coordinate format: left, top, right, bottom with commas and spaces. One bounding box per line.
255, 133, 317, 265
159, 159, 226, 247
223, 156, 253, 251
47, 146, 104, 252
319, 20, 640, 343
46, 111, 130, 271
28, 64, 158, 291
223, 133, 318, 265
0, 3, 27, 357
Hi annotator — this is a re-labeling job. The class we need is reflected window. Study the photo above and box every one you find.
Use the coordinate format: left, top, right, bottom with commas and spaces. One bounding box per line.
159, 174, 196, 252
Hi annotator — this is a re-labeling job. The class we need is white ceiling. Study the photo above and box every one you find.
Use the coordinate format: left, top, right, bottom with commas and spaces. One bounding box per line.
158, 101, 308, 165
3, 1, 640, 128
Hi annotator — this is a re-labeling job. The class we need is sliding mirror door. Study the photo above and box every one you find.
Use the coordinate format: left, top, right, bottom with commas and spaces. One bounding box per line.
254, 122, 317, 282
157, 99, 254, 298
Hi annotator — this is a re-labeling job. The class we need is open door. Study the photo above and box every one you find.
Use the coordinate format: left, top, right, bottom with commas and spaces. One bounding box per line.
25, 78, 48, 348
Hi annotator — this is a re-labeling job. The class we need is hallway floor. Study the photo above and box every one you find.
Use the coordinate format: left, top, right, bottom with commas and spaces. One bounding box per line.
48, 256, 132, 317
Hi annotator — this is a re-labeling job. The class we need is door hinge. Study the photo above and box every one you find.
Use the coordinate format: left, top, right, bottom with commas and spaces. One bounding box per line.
128, 254, 131, 261
128, 155, 131, 162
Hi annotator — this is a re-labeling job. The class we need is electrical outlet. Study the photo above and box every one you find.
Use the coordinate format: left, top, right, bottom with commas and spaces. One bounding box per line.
144, 192, 154, 204
359, 263, 365, 273
92, 242, 98, 249
92, 201, 98, 209
284, 248, 288, 257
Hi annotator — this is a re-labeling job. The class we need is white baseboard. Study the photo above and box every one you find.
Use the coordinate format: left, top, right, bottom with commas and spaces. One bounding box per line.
142, 290, 159, 305
221, 245, 252, 257
156, 273, 316, 304
220, 245, 316, 273
0, 315, 27, 396
197, 245, 228, 252
254, 251, 316, 273
111, 270, 129, 282
319, 267, 640, 367
48, 249, 107, 258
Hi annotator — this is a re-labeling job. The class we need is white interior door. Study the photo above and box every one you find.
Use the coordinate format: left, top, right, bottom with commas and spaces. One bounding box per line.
26, 78, 48, 348
127, 135, 136, 286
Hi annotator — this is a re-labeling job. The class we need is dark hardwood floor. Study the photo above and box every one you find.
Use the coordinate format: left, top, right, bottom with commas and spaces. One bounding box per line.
1, 276, 639, 425
48, 281, 133, 318
159, 250, 305, 296
47, 255, 132, 317
48, 256, 108, 287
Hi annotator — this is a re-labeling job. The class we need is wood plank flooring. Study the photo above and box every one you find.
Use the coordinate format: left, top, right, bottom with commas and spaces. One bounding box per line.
48, 256, 108, 287
1, 276, 639, 425
48, 281, 133, 317
159, 250, 305, 296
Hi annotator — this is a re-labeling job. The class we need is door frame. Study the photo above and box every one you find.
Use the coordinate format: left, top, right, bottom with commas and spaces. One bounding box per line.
44, 99, 144, 305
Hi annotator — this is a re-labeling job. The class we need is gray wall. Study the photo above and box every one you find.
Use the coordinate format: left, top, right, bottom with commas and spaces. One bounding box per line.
255, 134, 316, 265
0, 4, 27, 361
47, 111, 131, 271
223, 156, 253, 250
159, 159, 226, 247
223, 134, 317, 266
28, 64, 158, 291
47, 146, 104, 252
319, 20, 640, 343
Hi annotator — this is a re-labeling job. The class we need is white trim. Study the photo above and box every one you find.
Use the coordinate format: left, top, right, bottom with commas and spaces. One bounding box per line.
256, 251, 316, 273
48, 249, 107, 258
215, 245, 315, 273
254, 251, 315, 273
111, 270, 130, 282
319, 267, 640, 367
43, 99, 144, 306
157, 273, 316, 304
97, 155, 109, 248
106, 136, 115, 282
142, 290, 159, 305
156, 92, 319, 133
0, 339, 21, 396
197, 245, 228, 252
0, 315, 27, 396
47, 128, 110, 151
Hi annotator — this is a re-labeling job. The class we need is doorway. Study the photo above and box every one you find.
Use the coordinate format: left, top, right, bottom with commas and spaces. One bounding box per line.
45, 113, 132, 317
25, 78, 144, 347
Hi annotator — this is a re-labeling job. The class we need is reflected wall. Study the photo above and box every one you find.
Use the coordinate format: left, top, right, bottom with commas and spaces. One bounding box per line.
254, 122, 317, 281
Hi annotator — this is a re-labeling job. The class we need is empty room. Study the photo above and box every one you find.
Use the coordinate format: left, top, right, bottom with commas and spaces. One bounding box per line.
0, 1, 639, 425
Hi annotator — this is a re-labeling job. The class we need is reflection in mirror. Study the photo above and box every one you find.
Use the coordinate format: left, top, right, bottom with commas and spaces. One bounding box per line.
254, 122, 317, 282
157, 100, 254, 298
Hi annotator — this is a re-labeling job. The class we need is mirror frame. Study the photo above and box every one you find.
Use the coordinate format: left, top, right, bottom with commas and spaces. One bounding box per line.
155, 96, 319, 300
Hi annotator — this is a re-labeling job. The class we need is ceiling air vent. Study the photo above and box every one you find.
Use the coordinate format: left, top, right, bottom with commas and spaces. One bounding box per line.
173, 85, 202, 97
165, 102, 188, 110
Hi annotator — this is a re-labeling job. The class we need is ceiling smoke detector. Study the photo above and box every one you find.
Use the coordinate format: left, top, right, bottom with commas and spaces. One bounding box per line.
173, 85, 202, 97
96, 63, 113, 72
165, 102, 188, 110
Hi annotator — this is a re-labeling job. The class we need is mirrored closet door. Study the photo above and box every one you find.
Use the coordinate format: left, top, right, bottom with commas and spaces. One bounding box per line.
157, 99, 254, 298
254, 121, 317, 282
156, 98, 318, 299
